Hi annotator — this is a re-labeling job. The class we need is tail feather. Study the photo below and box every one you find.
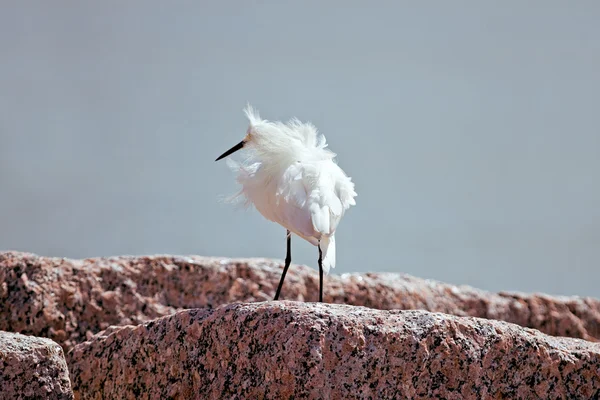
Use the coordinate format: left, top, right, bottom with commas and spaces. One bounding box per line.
320, 235, 336, 274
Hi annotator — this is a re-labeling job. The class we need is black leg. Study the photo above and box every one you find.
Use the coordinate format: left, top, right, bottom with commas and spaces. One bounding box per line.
318, 244, 323, 303
274, 230, 292, 300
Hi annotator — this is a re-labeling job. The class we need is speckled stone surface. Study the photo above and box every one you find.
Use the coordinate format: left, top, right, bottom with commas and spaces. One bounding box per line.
2, 251, 600, 354
0, 331, 73, 400
68, 302, 600, 400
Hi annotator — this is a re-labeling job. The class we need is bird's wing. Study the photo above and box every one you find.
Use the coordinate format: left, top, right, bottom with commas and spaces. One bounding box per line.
276, 162, 315, 238
279, 161, 354, 237
278, 162, 308, 209
308, 162, 348, 236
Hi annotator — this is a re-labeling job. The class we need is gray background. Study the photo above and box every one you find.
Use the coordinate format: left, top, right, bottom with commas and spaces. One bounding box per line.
1, 2, 599, 297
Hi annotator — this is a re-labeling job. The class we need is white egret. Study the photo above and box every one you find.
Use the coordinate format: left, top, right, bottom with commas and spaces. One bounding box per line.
216, 105, 357, 302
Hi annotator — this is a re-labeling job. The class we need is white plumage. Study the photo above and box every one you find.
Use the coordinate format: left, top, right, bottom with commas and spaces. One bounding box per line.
216, 104, 357, 301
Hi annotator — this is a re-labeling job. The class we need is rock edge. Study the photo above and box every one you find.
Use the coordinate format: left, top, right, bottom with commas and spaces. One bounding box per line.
68, 302, 600, 400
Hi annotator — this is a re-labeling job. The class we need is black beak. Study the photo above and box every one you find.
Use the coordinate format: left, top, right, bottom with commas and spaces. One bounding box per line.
215, 140, 244, 161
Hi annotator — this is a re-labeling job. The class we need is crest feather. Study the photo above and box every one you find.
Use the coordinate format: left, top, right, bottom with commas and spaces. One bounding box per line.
244, 103, 262, 127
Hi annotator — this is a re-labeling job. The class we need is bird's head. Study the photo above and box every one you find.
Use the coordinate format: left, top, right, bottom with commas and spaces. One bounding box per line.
214, 104, 284, 162
215, 104, 334, 163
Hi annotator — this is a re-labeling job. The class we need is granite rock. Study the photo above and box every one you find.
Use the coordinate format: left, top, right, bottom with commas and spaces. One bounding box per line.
1, 251, 599, 354
0, 331, 73, 400
68, 302, 600, 400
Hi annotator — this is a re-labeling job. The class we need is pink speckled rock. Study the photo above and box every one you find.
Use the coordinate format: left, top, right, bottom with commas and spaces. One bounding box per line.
68, 302, 600, 400
0, 331, 73, 400
1, 251, 599, 354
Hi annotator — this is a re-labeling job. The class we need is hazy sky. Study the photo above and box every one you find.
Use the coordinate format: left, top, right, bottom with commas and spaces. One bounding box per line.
1, 2, 599, 297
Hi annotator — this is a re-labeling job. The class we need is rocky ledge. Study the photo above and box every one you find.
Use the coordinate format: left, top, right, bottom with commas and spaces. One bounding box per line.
2, 251, 600, 399
1, 251, 599, 355
68, 302, 600, 400
0, 331, 73, 400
